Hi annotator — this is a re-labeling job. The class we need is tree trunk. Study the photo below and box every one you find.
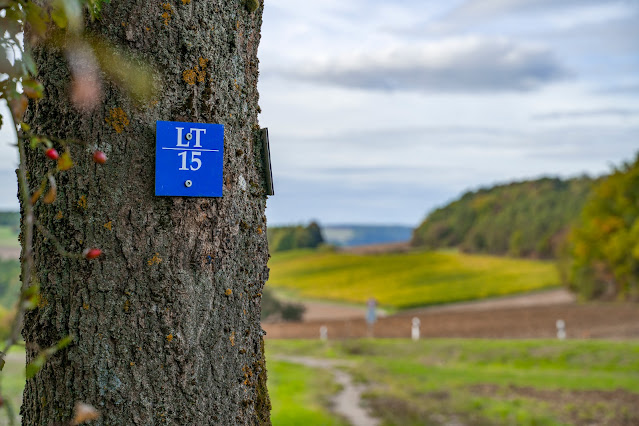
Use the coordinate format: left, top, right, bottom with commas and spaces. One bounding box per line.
21, 1, 271, 424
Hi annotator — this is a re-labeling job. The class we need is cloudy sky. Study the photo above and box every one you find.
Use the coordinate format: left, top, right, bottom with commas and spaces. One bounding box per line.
1, 0, 638, 227
258, 0, 639, 226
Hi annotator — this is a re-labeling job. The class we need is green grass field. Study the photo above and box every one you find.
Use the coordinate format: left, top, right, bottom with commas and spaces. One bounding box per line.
3, 339, 639, 425
268, 249, 560, 309
268, 360, 347, 425
0, 226, 18, 248
267, 339, 639, 426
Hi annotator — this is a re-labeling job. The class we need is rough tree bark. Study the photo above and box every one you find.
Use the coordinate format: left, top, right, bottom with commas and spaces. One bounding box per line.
21, 0, 271, 424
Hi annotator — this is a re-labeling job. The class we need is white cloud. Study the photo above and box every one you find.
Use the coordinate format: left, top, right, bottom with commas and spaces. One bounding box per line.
532, 108, 639, 121
440, 0, 635, 29
267, 36, 568, 93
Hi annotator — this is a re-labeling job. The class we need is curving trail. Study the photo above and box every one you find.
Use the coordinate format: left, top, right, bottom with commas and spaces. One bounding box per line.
274, 356, 379, 426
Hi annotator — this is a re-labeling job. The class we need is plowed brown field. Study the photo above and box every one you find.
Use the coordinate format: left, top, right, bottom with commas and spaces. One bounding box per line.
264, 303, 639, 339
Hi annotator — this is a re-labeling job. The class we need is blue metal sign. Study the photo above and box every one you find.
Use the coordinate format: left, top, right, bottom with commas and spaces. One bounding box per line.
155, 121, 224, 197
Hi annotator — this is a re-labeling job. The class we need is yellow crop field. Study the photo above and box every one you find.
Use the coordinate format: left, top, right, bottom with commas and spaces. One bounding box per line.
267, 249, 560, 309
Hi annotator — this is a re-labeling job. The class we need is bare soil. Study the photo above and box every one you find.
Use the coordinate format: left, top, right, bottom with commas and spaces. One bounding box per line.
298, 301, 376, 322
0, 246, 20, 260
263, 302, 639, 340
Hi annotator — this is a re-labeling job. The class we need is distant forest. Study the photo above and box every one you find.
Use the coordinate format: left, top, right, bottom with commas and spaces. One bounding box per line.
0, 212, 19, 230
412, 177, 596, 259
267, 222, 324, 252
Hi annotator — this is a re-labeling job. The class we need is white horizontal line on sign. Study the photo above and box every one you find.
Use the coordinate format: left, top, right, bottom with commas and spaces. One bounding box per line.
162, 148, 220, 152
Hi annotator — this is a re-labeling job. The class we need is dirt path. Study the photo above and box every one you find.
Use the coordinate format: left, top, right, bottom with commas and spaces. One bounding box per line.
275, 356, 379, 426
299, 301, 375, 322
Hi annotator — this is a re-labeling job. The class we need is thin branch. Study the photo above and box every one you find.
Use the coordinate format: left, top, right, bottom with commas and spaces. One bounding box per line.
34, 220, 83, 260
1, 128, 32, 356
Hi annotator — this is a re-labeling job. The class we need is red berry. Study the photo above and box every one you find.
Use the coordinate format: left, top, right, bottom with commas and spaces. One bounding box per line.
93, 150, 107, 164
45, 148, 59, 160
83, 248, 102, 260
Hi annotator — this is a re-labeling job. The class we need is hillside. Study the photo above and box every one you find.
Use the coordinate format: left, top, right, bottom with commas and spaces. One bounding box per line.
412, 177, 595, 258
267, 249, 559, 309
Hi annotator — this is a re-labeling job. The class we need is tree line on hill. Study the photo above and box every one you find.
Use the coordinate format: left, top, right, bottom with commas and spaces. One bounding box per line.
267, 221, 324, 252
565, 154, 639, 301
412, 177, 595, 259
0, 211, 19, 231
412, 153, 639, 301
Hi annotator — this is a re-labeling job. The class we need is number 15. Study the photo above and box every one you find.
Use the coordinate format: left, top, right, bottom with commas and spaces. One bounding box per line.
178, 151, 202, 171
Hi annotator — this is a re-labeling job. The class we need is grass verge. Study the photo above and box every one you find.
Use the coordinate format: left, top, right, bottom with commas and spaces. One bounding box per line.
4, 339, 638, 425
268, 360, 348, 426
267, 339, 639, 425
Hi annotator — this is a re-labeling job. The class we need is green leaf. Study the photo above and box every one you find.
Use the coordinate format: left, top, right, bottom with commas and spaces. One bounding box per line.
21, 283, 40, 300
50, 2, 68, 29
87, 0, 111, 20
26, 354, 46, 379
30, 136, 42, 149
58, 0, 82, 32
25, 3, 48, 37
57, 151, 74, 171
22, 77, 44, 99
91, 39, 157, 102
20, 122, 30, 132
56, 335, 74, 350
22, 50, 37, 76
245, 0, 259, 12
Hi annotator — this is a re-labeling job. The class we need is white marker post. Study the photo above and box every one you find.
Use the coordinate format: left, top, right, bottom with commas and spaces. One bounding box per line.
411, 317, 421, 341
320, 325, 328, 341
556, 319, 566, 340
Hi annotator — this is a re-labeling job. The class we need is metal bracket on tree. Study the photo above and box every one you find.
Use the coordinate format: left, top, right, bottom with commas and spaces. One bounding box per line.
261, 128, 274, 196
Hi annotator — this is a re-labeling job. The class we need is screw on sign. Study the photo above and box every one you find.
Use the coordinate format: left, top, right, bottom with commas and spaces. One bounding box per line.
155, 121, 224, 198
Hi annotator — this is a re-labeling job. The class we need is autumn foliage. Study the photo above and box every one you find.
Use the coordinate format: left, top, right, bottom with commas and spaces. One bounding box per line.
566, 153, 639, 300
